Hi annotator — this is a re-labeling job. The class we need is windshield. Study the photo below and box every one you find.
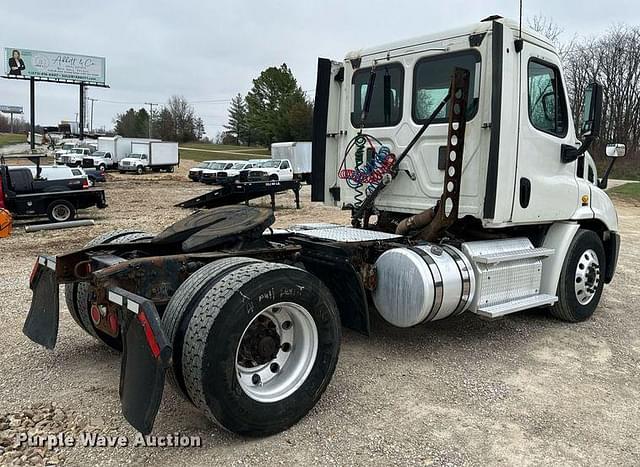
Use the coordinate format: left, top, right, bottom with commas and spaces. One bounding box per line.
259, 160, 280, 168
92, 151, 105, 157
71, 148, 85, 153
208, 162, 227, 169
197, 162, 211, 168
128, 154, 143, 159
231, 163, 247, 169
62, 144, 74, 150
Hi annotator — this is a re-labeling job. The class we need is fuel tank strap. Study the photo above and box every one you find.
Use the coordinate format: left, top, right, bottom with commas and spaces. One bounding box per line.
406, 246, 443, 321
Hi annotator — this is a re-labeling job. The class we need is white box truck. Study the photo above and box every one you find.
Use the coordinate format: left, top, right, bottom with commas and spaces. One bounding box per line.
270, 142, 312, 182
118, 141, 179, 174
83, 136, 162, 171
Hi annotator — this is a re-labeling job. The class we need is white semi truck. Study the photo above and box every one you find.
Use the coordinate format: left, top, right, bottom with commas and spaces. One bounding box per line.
25, 16, 622, 438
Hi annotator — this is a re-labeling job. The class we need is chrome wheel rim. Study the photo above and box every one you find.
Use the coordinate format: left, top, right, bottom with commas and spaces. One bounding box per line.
574, 248, 600, 305
235, 302, 318, 403
52, 204, 70, 221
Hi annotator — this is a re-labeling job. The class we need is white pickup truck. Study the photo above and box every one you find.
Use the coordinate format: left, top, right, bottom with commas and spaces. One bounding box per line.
239, 159, 294, 182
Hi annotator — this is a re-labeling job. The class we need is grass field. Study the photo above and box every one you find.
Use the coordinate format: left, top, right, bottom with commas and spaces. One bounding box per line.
608, 182, 640, 201
0, 133, 26, 147
179, 142, 270, 162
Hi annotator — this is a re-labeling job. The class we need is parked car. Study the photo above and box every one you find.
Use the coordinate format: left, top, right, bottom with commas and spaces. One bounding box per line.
239, 159, 294, 182
84, 168, 107, 185
188, 160, 216, 181
200, 160, 236, 184
212, 161, 257, 184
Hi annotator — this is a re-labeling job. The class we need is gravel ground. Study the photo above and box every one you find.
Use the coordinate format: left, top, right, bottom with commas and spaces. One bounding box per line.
0, 162, 639, 466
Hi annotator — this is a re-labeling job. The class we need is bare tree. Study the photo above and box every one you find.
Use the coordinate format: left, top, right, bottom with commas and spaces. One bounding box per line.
527, 14, 576, 61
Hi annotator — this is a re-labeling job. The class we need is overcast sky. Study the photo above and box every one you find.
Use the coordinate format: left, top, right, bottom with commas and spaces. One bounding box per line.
2, 0, 639, 138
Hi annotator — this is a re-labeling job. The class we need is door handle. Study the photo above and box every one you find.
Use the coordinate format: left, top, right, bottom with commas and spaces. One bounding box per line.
519, 178, 531, 208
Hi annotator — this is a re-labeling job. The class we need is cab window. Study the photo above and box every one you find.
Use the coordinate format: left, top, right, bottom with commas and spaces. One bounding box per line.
280, 160, 290, 169
528, 59, 568, 137
351, 63, 404, 128
412, 51, 480, 123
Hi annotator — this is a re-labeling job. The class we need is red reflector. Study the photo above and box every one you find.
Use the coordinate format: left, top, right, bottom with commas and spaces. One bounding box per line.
137, 310, 161, 359
109, 313, 118, 334
29, 260, 40, 287
90, 305, 101, 324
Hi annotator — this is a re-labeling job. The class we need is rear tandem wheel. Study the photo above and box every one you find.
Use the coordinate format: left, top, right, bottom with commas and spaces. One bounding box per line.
171, 260, 341, 436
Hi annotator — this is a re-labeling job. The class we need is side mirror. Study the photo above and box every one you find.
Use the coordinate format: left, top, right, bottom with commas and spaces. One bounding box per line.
606, 143, 625, 158
598, 143, 625, 189
580, 82, 603, 138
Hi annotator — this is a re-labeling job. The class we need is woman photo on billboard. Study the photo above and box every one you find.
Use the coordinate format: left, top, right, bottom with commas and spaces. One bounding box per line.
8, 50, 25, 76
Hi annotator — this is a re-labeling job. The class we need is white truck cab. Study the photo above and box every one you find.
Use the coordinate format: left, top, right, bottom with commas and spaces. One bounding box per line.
118, 153, 148, 174
311, 15, 622, 322
199, 160, 237, 184
249, 159, 294, 181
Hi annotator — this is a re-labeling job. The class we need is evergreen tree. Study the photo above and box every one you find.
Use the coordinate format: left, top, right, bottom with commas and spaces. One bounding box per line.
224, 94, 248, 145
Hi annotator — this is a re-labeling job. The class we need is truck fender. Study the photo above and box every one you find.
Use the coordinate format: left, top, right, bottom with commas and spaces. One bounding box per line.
539, 222, 580, 296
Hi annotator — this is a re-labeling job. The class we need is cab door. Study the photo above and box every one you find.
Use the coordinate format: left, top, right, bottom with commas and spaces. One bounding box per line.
511, 44, 579, 223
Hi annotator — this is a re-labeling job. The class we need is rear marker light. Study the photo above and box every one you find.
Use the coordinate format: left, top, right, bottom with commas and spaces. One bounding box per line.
137, 311, 161, 358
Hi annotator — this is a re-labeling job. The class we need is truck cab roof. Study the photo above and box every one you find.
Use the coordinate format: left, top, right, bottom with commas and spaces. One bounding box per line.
345, 16, 556, 62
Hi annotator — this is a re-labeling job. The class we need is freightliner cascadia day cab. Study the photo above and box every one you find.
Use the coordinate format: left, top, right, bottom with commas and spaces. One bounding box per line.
24, 16, 621, 437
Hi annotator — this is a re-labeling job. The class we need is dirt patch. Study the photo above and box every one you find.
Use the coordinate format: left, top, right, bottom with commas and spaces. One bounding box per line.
0, 163, 638, 466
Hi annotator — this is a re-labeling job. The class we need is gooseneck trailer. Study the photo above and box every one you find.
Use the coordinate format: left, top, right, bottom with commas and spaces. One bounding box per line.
24, 16, 621, 436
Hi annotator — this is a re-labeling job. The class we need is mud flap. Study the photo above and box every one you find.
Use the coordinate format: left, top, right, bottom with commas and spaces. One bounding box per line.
109, 288, 172, 435
23, 256, 59, 350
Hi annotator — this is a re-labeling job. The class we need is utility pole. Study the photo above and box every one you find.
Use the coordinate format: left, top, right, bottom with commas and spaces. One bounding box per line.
88, 98, 97, 132
145, 102, 155, 138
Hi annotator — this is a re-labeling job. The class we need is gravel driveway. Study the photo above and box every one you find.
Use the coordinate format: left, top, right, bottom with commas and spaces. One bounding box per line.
1, 163, 638, 466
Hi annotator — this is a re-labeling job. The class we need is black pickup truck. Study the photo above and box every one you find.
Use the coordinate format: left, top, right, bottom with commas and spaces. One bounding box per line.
0, 164, 107, 223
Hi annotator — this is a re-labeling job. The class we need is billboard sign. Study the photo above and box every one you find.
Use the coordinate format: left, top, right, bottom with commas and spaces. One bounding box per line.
5, 48, 106, 85
0, 105, 23, 114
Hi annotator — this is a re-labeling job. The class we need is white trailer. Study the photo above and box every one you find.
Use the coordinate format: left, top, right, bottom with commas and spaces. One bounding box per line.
271, 142, 312, 182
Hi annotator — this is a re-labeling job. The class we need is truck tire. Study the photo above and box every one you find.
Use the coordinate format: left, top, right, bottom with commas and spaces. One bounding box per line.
168, 166, 175, 173
182, 262, 341, 436
65, 230, 153, 350
269, 174, 279, 181
550, 229, 605, 322
136, 165, 144, 175
47, 200, 76, 223
162, 257, 263, 400
98, 164, 106, 172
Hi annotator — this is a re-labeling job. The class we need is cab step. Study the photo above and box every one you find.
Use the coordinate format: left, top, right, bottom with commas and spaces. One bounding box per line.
475, 293, 558, 319
472, 247, 555, 264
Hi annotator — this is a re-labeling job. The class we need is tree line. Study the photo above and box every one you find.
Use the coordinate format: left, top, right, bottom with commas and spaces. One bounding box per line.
113, 96, 204, 143
531, 16, 640, 168
221, 63, 313, 146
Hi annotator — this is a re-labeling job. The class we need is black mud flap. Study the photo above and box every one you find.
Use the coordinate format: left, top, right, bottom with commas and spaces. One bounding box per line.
23, 256, 59, 350
109, 288, 172, 435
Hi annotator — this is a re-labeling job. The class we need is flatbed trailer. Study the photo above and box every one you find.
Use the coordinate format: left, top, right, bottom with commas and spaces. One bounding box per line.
176, 179, 301, 210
